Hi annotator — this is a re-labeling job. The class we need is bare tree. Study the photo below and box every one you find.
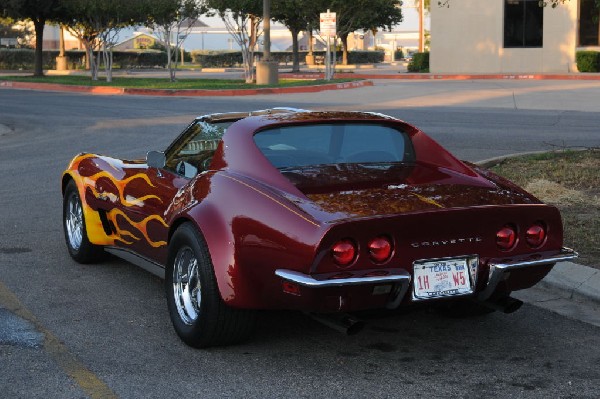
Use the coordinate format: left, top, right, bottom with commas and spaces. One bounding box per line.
208, 0, 262, 83
62, 0, 144, 81
148, 0, 205, 82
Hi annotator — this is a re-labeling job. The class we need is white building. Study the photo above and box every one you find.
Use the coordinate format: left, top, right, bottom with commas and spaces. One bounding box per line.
431, 0, 599, 73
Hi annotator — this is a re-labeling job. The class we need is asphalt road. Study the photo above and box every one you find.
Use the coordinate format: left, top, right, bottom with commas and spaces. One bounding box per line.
1, 81, 600, 398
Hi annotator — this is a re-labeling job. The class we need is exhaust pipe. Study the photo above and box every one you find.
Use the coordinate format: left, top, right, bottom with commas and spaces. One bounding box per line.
308, 313, 366, 335
481, 296, 523, 314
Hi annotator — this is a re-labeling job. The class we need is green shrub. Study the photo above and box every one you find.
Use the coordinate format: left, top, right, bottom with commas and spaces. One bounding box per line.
576, 51, 600, 73
112, 50, 166, 68
394, 49, 404, 61
189, 50, 384, 67
408, 52, 429, 72
0, 49, 86, 70
0, 49, 167, 70
0, 49, 34, 69
190, 50, 244, 67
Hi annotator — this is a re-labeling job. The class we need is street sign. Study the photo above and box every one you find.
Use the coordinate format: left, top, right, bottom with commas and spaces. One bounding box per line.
320, 11, 336, 36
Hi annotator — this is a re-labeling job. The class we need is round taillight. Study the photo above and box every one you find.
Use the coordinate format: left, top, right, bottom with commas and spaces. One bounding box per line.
496, 225, 517, 250
526, 223, 546, 248
332, 239, 357, 266
368, 236, 393, 263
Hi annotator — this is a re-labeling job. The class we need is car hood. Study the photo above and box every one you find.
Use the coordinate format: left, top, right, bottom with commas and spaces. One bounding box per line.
277, 163, 539, 221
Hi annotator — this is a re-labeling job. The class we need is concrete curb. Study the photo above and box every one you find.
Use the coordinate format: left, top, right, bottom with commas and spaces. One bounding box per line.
541, 261, 600, 304
0, 79, 373, 97
282, 72, 600, 81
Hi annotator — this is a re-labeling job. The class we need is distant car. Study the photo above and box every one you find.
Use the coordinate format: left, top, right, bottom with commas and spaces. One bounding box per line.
62, 108, 576, 347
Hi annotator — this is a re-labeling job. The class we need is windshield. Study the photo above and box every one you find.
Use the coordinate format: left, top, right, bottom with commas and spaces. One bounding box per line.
164, 120, 233, 178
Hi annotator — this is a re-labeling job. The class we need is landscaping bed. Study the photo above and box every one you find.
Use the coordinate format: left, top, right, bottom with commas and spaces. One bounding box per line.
0, 75, 357, 90
489, 149, 600, 268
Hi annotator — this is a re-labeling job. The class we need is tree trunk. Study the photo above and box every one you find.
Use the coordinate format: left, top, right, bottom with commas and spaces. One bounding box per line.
102, 44, 113, 83
92, 49, 101, 80
291, 28, 300, 72
32, 18, 45, 77
341, 33, 349, 65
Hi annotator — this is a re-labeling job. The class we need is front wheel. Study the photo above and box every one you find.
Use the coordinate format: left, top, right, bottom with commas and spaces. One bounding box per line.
63, 180, 105, 263
165, 223, 255, 348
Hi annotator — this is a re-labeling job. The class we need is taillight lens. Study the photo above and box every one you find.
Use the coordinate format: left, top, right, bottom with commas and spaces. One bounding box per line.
368, 236, 393, 263
332, 239, 357, 266
496, 225, 517, 250
526, 223, 546, 248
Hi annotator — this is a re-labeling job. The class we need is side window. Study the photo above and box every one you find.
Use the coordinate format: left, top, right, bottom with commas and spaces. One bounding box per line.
165, 121, 227, 178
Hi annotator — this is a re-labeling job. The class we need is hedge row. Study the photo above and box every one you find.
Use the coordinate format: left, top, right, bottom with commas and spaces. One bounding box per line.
0, 49, 168, 70
190, 50, 385, 67
576, 51, 600, 73
1, 48, 385, 70
407, 52, 429, 72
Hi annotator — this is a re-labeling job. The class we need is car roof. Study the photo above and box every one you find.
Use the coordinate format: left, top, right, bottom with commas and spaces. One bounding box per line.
195, 108, 399, 124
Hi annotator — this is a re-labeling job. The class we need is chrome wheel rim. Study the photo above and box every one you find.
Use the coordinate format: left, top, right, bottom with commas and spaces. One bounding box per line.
65, 193, 84, 251
173, 247, 201, 325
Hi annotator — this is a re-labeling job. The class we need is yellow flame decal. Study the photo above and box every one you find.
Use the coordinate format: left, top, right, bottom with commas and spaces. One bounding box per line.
87, 171, 162, 207
70, 155, 169, 248
107, 209, 168, 248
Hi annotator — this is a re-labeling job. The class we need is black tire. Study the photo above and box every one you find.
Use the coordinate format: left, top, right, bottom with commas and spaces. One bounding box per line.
62, 180, 105, 263
166, 223, 256, 348
435, 299, 495, 318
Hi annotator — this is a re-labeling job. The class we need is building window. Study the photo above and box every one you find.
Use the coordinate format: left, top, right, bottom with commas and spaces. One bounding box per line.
579, 0, 600, 46
504, 0, 544, 48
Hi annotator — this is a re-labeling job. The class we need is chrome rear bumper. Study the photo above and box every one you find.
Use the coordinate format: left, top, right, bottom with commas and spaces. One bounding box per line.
478, 247, 578, 300
276, 247, 577, 309
275, 268, 411, 309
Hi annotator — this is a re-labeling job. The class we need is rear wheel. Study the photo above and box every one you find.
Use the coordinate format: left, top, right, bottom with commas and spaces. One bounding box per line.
166, 223, 255, 348
63, 180, 105, 263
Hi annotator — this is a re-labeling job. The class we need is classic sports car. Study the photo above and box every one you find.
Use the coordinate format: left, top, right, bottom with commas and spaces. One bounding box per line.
62, 108, 577, 347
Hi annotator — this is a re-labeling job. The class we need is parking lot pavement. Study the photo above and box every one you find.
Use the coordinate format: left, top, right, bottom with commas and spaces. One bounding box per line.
515, 262, 600, 328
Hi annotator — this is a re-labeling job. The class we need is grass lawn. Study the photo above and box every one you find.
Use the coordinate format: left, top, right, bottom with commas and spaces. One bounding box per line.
490, 149, 600, 268
0, 75, 356, 90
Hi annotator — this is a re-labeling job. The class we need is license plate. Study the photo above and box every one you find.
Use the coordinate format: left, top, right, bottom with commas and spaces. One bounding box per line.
413, 258, 473, 300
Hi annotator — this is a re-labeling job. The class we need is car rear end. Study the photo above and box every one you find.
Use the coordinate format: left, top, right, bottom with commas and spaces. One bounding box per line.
275, 203, 575, 313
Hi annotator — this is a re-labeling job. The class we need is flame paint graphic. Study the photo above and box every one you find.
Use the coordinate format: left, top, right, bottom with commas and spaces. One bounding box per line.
108, 209, 169, 247
71, 154, 169, 248
85, 171, 162, 207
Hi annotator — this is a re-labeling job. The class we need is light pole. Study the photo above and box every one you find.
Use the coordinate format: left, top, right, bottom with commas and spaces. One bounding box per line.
256, 0, 279, 85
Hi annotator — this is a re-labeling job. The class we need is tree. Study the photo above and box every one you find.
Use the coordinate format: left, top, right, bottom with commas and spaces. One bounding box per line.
207, 0, 262, 83
272, 0, 313, 72
3, 0, 64, 76
147, 0, 206, 82
0, 16, 34, 48
323, 0, 403, 65
61, 0, 147, 82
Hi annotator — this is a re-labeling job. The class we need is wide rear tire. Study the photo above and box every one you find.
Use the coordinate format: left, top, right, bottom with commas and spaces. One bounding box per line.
165, 223, 256, 348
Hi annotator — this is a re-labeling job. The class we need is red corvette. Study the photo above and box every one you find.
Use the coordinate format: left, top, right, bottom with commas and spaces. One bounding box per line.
62, 108, 576, 347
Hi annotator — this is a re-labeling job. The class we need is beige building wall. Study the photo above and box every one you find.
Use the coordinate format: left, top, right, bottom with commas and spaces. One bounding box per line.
431, 0, 579, 74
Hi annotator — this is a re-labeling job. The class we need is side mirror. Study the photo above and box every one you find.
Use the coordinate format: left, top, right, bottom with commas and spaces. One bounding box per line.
146, 151, 166, 169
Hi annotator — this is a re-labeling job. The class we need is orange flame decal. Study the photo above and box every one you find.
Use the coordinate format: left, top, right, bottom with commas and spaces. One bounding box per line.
86, 171, 162, 207
107, 209, 168, 248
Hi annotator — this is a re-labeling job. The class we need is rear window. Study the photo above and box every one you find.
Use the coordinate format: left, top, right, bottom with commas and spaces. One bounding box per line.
253, 123, 415, 169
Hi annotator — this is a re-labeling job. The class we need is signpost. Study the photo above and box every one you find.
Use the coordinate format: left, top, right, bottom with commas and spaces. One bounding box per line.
320, 10, 336, 81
